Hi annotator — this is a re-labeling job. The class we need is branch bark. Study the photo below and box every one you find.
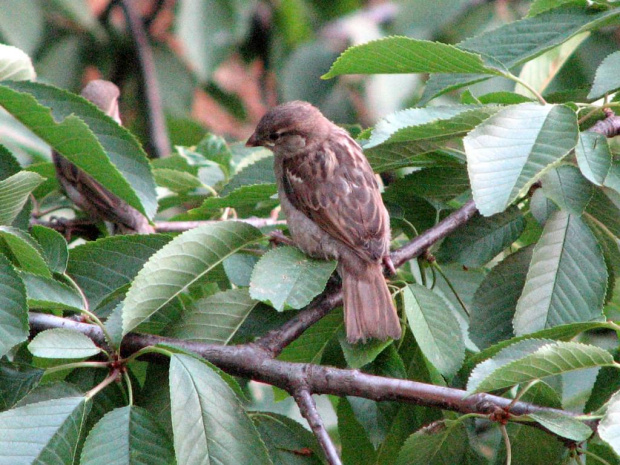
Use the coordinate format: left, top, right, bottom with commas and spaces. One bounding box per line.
28, 312, 597, 439
294, 389, 342, 465
117, 0, 170, 159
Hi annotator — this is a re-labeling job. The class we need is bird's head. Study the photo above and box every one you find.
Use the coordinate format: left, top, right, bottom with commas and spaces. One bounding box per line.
246, 101, 331, 157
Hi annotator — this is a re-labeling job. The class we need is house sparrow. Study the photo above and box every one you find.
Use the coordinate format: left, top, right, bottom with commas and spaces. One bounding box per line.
247, 101, 401, 343
52, 80, 154, 234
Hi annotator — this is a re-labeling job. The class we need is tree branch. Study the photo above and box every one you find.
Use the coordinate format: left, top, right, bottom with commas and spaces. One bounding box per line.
294, 389, 342, 465
255, 199, 480, 355
588, 109, 620, 138
117, 0, 170, 158
28, 312, 597, 440
30, 217, 285, 236
390, 199, 478, 268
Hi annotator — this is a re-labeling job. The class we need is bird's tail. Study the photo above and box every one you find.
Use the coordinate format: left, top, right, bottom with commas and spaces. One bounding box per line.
342, 263, 401, 343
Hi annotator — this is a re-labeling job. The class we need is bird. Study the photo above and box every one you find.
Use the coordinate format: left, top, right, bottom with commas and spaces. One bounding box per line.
246, 101, 401, 343
52, 80, 154, 234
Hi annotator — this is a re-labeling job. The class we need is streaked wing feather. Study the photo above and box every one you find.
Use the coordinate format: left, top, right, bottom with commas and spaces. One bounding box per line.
283, 135, 389, 262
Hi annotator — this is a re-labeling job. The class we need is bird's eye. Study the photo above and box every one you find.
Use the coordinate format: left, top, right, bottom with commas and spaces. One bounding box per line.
268, 133, 281, 142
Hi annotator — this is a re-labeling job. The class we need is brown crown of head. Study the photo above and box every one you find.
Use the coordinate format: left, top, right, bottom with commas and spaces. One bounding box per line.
246, 101, 331, 148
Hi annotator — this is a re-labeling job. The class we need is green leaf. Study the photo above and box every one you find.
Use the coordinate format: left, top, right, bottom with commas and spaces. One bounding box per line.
383, 192, 437, 234
189, 183, 278, 217
171, 288, 260, 344
477, 91, 534, 105
251, 412, 322, 464
15, 381, 82, 408
528, 410, 592, 441
395, 420, 468, 465
81, 405, 175, 465
169, 354, 271, 465
528, 0, 587, 17
122, 222, 262, 334
599, 391, 620, 456
421, 6, 620, 103
0, 171, 44, 226
383, 166, 470, 205
279, 309, 343, 364
469, 246, 534, 350
576, 131, 612, 185
0, 81, 157, 219
467, 338, 554, 393
0, 43, 35, 81
363, 106, 499, 171
541, 164, 593, 215
48, 0, 106, 38
0, 144, 21, 181
515, 32, 588, 97
464, 103, 578, 216
221, 154, 275, 195
463, 321, 612, 376
250, 246, 336, 311
339, 335, 392, 370
68, 234, 172, 311
586, 349, 620, 413
323, 36, 504, 79
153, 168, 203, 194
404, 284, 465, 377
223, 253, 257, 287
585, 188, 620, 239
589, 50, 620, 99
366, 105, 499, 149
175, 0, 251, 83
0, 255, 27, 357
437, 207, 525, 267
0, 396, 89, 464
0, 361, 43, 411
513, 211, 607, 335
338, 398, 376, 465
30, 225, 68, 274
0, 1, 44, 56
21, 272, 85, 311
0, 226, 50, 277
28, 328, 100, 359
470, 341, 614, 393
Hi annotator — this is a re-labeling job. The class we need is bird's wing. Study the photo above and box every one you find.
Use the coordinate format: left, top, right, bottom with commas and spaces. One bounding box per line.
282, 134, 389, 262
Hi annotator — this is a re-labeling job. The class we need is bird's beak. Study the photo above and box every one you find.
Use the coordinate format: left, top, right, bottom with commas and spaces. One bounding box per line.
246, 132, 261, 147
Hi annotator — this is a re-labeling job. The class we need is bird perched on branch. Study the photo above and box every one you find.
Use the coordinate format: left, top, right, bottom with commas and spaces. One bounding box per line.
52, 80, 154, 234
247, 101, 401, 343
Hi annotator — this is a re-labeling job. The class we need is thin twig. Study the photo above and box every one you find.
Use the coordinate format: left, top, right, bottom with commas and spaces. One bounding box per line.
294, 389, 341, 465
30, 217, 285, 236
390, 199, 478, 268
117, 0, 170, 158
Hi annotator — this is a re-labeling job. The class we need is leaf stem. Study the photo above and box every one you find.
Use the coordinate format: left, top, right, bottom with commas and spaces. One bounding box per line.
124, 345, 175, 364
432, 262, 469, 317
505, 73, 546, 105
577, 448, 612, 465
500, 424, 512, 465
45, 360, 109, 375
123, 370, 134, 405
85, 368, 120, 400
63, 273, 115, 348
508, 380, 540, 408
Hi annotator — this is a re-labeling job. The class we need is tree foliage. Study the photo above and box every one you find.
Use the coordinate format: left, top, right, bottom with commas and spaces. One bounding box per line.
1, 1, 620, 464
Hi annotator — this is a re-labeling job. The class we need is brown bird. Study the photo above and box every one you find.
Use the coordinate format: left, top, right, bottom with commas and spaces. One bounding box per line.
247, 101, 401, 343
52, 80, 154, 234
